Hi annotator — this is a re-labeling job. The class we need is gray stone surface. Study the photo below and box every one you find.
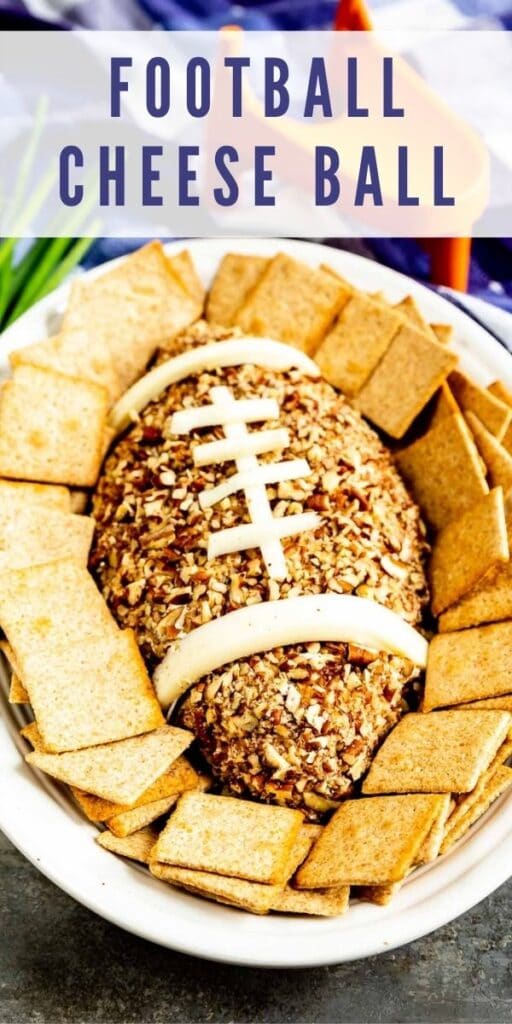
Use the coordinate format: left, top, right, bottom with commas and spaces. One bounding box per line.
1, 832, 511, 1023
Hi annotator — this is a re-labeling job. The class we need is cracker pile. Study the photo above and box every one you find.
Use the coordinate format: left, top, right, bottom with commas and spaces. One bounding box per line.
3, 242, 512, 921
0, 245, 213, 843
396, 370, 512, 634
206, 251, 457, 438
0, 549, 203, 822
6, 556, 208, 831
0, 243, 203, 487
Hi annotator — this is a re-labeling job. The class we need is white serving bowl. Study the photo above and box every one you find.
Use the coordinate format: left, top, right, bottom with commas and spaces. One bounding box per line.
1, 237, 511, 967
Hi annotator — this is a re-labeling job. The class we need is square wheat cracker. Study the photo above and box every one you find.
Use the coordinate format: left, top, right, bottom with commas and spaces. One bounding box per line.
488, 380, 512, 453
362, 710, 511, 794
0, 640, 19, 675
8, 670, 27, 703
463, 696, 512, 711
0, 559, 118, 673
438, 489, 512, 631
168, 249, 205, 310
449, 370, 512, 440
443, 734, 512, 840
319, 262, 347, 283
285, 823, 322, 875
429, 488, 508, 616
357, 882, 402, 906
489, 380, 512, 407
10, 331, 120, 403
439, 560, 512, 632
429, 383, 460, 430
452, 738, 512, 827
151, 824, 316, 915
357, 795, 452, 906
106, 795, 178, 837
355, 324, 457, 438
20, 722, 43, 750
9, 673, 29, 703
501, 424, 512, 455
0, 506, 94, 573
96, 826, 158, 864
150, 861, 275, 915
0, 638, 18, 677
206, 253, 269, 326
465, 411, 512, 492
396, 413, 488, 530
425, 622, 512, 711
68, 489, 89, 514
0, 365, 109, 487
235, 253, 349, 355
71, 755, 207, 821
315, 293, 401, 396
21, 628, 164, 753
501, 419, 512, 456
415, 794, 452, 862
431, 324, 454, 345
0, 480, 70, 512
295, 794, 445, 889
62, 242, 199, 391
271, 885, 349, 917
394, 295, 437, 340
441, 766, 512, 854
153, 790, 303, 884
26, 725, 193, 804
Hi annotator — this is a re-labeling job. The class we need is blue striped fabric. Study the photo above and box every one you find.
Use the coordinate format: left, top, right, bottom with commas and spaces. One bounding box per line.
1, 0, 511, 324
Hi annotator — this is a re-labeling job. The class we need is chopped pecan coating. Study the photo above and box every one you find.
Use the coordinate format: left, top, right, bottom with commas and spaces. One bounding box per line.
179, 643, 419, 820
90, 321, 429, 814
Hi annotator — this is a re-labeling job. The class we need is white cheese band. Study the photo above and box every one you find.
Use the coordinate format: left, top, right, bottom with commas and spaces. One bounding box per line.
109, 338, 320, 436
153, 594, 429, 708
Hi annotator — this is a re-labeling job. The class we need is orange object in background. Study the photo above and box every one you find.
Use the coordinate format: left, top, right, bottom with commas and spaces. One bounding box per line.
334, 0, 373, 31
421, 237, 472, 291
334, 0, 472, 290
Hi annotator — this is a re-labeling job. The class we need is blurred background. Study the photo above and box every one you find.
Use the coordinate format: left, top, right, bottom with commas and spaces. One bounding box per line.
0, 0, 511, 342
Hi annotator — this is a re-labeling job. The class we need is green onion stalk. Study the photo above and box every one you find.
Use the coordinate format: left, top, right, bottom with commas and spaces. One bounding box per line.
0, 95, 99, 331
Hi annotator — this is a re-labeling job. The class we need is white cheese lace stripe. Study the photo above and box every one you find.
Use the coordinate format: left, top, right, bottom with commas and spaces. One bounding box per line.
192, 428, 290, 468
171, 397, 280, 434
198, 458, 311, 509
206, 386, 290, 579
208, 512, 321, 559
169, 381, 317, 580
153, 594, 429, 708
